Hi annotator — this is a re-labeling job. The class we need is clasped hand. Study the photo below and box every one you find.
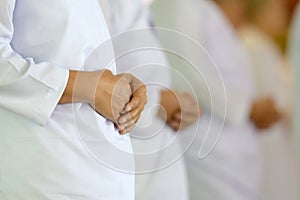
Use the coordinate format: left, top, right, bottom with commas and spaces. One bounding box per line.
250, 97, 281, 129
60, 69, 147, 135
91, 70, 147, 135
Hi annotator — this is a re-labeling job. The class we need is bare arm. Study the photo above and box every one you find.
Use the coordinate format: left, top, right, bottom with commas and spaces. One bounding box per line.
59, 70, 147, 134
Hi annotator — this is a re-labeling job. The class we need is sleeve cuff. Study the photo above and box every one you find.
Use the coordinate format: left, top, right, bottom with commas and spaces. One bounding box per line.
33, 67, 69, 126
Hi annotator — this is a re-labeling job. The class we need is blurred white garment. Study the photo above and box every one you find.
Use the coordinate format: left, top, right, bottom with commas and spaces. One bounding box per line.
151, 0, 261, 199
142, 0, 155, 5
0, 0, 134, 199
240, 25, 300, 200
289, 3, 300, 159
99, 0, 189, 199
289, 2, 300, 190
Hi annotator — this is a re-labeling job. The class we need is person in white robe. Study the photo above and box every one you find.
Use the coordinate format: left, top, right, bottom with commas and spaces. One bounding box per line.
99, 0, 201, 199
150, 0, 280, 199
0, 1, 147, 199
239, 0, 300, 199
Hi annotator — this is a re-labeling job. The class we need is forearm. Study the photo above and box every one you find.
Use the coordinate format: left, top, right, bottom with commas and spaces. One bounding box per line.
58, 69, 147, 134
59, 70, 103, 105
158, 90, 180, 121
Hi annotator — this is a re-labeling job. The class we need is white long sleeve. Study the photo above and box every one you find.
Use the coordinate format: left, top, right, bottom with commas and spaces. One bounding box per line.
0, 0, 69, 126
0, 1, 135, 199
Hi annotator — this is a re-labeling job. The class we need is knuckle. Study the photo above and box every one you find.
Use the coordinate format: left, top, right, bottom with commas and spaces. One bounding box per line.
104, 69, 113, 75
122, 73, 131, 81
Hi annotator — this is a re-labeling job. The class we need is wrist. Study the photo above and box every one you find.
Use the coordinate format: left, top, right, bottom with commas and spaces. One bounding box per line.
77, 70, 105, 105
158, 90, 180, 121
60, 70, 104, 105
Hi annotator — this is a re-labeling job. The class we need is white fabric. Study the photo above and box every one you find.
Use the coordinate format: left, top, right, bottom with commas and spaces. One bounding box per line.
289, 3, 300, 158
240, 25, 300, 200
151, 0, 261, 199
99, 0, 189, 199
142, 0, 154, 6
0, 1, 134, 199
151, 0, 253, 126
288, 2, 300, 191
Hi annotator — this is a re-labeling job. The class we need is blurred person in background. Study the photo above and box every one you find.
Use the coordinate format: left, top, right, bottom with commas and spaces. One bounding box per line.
99, 0, 200, 199
151, 0, 280, 199
238, 0, 300, 199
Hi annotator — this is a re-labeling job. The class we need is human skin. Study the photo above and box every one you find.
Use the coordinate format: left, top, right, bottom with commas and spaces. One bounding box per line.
215, 0, 283, 130
59, 69, 147, 135
159, 90, 201, 131
250, 98, 281, 129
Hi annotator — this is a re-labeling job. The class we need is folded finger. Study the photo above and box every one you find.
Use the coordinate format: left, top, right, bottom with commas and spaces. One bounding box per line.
118, 114, 140, 131
124, 96, 140, 112
168, 120, 180, 131
119, 102, 144, 124
120, 124, 136, 135
173, 112, 182, 121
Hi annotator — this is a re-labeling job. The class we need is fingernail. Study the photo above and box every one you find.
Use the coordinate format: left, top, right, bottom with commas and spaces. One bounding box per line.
120, 131, 126, 135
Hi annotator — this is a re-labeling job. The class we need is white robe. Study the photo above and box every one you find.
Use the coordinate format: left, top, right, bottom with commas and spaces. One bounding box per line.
151, 0, 261, 199
240, 25, 300, 200
289, 3, 300, 159
99, 0, 189, 199
289, 1, 300, 189
0, 0, 134, 199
